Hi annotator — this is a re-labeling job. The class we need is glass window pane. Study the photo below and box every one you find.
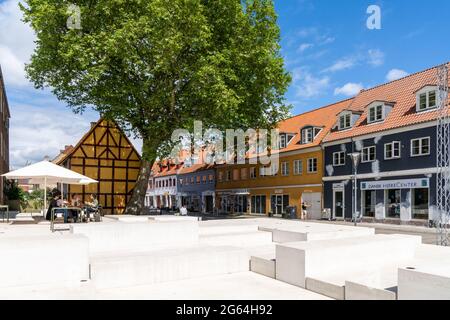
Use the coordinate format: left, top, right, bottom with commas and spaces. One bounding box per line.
412, 188, 429, 219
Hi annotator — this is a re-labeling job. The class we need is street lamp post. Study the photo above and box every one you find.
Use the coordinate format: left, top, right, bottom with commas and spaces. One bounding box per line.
349, 152, 361, 226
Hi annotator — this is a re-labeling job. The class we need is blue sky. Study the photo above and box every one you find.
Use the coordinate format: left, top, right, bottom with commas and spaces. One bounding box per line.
0, 0, 449, 168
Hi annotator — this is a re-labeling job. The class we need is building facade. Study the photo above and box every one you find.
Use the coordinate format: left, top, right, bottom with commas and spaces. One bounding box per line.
177, 164, 215, 213
215, 98, 353, 218
145, 161, 181, 209
54, 118, 141, 214
322, 64, 449, 225
0, 65, 10, 204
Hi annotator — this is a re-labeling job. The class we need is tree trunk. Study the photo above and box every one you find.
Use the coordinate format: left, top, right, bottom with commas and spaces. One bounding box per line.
124, 158, 154, 215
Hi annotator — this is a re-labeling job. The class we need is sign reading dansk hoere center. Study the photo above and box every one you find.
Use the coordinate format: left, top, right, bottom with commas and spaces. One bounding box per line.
361, 178, 429, 191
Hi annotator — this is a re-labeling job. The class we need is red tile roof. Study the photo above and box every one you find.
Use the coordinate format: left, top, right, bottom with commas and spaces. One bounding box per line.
323, 63, 450, 143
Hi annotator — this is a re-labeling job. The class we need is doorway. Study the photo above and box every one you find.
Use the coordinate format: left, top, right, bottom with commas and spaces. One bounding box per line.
333, 190, 344, 219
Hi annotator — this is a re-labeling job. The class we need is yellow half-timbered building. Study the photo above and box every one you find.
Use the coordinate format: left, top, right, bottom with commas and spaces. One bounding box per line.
54, 118, 141, 214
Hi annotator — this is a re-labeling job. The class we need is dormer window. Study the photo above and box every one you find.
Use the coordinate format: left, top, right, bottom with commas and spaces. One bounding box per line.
368, 104, 383, 123
301, 127, 321, 144
278, 133, 295, 149
366, 101, 393, 124
418, 90, 436, 111
339, 113, 351, 130
416, 86, 437, 112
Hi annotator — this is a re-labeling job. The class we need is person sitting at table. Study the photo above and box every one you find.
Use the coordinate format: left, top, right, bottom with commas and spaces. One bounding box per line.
85, 193, 99, 218
68, 193, 82, 222
46, 193, 60, 221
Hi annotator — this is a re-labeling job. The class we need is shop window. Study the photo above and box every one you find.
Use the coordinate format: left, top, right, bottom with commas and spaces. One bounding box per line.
386, 189, 401, 218
412, 188, 429, 220
251, 195, 267, 214
271, 195, 289, 215
362, 190, 376, 217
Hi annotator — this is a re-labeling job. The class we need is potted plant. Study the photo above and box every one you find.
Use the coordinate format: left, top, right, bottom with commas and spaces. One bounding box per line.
4, 180, 26, 211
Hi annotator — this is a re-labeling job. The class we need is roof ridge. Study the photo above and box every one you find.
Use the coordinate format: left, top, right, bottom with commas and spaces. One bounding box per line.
283, 96, 355, 122
358, 61, 450, 94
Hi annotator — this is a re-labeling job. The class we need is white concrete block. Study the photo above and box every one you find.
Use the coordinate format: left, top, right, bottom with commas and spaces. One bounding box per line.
276, 234, 421, 288
345, 281, 396, 300
0, 234, 89, 288
199, 224, 259, 236
148, 215, 200, 222
90, 245, 249, 289
200, 231, 272, 248
398, 266, 450, 300
70, 221, 199, 254
250, 253, 276, 279
306, 278, 345, 300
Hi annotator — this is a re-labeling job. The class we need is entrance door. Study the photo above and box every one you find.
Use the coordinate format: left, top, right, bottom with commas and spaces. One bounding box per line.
333, 190, 344, 219
205, 195, 214, 213
301, 193, 322, 220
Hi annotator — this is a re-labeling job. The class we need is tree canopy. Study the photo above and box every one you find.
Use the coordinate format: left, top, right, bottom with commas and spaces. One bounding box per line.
21, 0, 291, 213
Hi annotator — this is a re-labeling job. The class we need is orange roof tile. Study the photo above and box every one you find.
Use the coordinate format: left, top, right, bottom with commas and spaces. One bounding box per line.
324, 63, 450, 143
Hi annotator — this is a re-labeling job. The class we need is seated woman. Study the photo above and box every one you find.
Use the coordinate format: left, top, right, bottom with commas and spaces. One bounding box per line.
84, 194, 99, 219
68, 193, 82, 222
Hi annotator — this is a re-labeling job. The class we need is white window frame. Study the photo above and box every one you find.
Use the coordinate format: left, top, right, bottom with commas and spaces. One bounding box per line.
368, 104, 384, 123
338, 113, 351, 130
281, 161, 289, 176
307, 158, 318, 173
411, 137, 431, 157
333, 151, 345, 166
279, 134, 286, 149
361, 146, 376, 163
293, 160, 303, 175
417, 89, 437, 112
384, 141, 401, 160
301, 128, 313, 144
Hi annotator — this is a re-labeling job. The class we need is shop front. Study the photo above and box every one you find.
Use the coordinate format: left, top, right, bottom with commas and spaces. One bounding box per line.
360, 177, 433, 223
217, 189, 250, 215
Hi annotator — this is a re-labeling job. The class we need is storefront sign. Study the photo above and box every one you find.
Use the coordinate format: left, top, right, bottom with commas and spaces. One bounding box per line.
274, 189, 284, 194
361, 178, 429, 191
333, 183, 345, 190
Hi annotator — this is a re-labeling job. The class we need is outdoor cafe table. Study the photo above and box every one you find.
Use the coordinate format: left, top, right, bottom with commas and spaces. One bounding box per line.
51, 206, 83, 232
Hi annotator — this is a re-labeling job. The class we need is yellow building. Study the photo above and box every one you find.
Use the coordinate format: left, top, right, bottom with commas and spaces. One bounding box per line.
54, 118, 141, 214
215, 98, 353, 218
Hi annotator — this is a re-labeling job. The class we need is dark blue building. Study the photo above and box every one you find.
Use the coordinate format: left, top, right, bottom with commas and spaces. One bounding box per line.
322, 65, 447, 226
177, 164, 215, 214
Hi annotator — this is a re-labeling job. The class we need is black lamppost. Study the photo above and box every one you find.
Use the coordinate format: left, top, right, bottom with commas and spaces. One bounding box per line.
349, 152, 361, 226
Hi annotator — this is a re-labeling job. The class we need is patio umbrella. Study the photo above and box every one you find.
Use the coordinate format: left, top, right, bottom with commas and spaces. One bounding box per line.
2, 160, 98, 216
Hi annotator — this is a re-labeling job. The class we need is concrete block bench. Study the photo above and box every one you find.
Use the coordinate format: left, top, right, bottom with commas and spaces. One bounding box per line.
200, 231, 272, 248
270, 226, 375, 243
275, 234, 421, 295
70, 221, 199, 254
90, 245, 249, 289
0, 234, 89, 288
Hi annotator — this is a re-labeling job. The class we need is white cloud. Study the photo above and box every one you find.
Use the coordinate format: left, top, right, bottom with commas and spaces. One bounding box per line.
334, 83, 364, 97
368, 49, 385, 67
386, 68, 409, 82
297, 43, 313, 53
0, 0, 36, 86
292, 68, 330, 99
323, 57, 357, 73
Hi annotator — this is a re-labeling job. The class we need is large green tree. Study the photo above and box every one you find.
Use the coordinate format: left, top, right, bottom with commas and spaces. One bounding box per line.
21, 0, 291, 214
